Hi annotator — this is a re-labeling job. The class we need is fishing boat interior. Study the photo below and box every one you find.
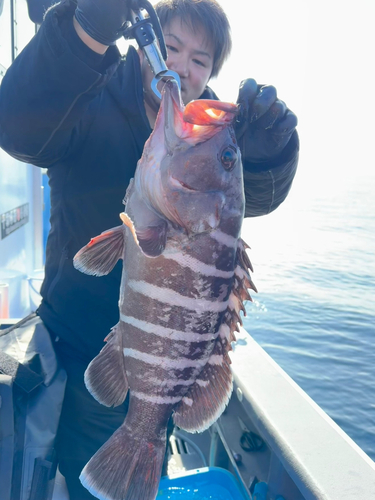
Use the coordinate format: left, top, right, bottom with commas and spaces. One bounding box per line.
1, 1, 375, 499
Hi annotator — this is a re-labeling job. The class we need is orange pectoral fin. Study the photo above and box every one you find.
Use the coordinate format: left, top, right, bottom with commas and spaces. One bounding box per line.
73, 225, 125, 276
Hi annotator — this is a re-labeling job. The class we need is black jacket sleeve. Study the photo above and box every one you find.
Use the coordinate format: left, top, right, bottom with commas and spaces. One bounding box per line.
242, 130, 299, 217
0, 0, 120, 167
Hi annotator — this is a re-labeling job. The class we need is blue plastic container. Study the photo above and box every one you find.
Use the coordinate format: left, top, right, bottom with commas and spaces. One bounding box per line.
157, 467, 250, 499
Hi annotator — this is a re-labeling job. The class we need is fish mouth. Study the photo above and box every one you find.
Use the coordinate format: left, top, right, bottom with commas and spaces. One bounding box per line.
170, 176, 199, 192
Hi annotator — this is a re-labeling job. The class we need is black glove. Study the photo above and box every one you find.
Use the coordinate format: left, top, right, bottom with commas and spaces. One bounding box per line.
75, 0, 143, 46
235, 78, 298, 163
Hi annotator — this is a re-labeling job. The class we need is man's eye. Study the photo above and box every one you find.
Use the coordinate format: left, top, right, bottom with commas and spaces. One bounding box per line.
193, 59, 205, 67
166, 45, 178, 53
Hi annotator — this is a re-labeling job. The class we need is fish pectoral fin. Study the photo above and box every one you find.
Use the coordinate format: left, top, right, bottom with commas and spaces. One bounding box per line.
73, 225, 125, 276
173, 338, 233, 433
84, 323, 129, 407
135, 220, 168, 257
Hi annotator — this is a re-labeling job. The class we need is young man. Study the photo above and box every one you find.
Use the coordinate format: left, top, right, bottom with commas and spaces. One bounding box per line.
0, 0, 298, 498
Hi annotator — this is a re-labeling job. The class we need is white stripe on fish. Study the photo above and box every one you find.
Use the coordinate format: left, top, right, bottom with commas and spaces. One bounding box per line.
132, 392, 182, 404
123, 348, 208, 370
208, 354, 224, 365
128, 280, 229, 312
139, 375, 197, 388
210, 229, 239, 248
162, 250, 233, 278
196, 379, 210, 387
234, 264, 249, 280
120, 314, 217, 342
218, 323, 231, 340
182, 397, 194, 406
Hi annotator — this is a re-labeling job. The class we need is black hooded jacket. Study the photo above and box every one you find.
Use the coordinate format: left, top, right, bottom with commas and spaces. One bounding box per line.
0, 0, 299, 360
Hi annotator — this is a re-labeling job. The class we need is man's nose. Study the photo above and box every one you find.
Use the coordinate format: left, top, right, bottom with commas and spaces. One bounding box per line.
168, 56, 189, 78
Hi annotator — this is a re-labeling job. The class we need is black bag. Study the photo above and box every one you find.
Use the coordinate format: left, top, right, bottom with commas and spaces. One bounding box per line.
0, 313, 67, 500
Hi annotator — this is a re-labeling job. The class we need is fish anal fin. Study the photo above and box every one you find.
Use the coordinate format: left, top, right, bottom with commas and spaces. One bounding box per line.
84, 323, 128, 407
173, 337, 233, 433
73, 226, 125, 276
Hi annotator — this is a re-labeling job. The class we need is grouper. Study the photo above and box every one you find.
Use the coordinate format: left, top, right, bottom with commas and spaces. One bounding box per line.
73, 79, 256, 500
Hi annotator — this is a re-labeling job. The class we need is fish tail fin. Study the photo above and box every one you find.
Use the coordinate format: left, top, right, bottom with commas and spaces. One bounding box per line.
80, 422, 166, 500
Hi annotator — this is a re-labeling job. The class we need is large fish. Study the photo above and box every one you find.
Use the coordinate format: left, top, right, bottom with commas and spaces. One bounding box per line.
73, 79, 256, 500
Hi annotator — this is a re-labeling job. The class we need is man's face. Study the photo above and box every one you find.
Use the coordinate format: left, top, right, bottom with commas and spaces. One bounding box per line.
140, 17, 214, 109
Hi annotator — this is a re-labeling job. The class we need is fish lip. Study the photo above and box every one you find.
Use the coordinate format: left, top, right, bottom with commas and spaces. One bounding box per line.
170, 176, 198, 192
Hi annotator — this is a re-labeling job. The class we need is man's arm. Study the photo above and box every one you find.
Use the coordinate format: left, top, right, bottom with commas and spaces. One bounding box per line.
242, 130, 299, 217
73, 16, 109, 54
0, 0, 135, 167
0, 1, 121, 167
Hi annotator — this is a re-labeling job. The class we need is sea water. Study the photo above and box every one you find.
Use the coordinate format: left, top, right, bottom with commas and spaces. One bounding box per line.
241, 170, 375, 461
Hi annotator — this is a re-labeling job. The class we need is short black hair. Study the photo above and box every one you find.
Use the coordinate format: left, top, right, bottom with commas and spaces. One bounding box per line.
155, 0, 232, 79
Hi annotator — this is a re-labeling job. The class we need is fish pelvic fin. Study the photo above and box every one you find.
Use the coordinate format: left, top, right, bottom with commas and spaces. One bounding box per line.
122, 190, 168, 257
135, 221, 168, 258
73, 225, 125, 276
84, 324, 128, 407
80, 422, 166, 500
173, 335, 233, 433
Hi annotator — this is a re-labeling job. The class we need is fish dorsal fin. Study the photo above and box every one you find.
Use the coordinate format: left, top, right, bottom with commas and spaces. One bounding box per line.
73, 225, 125, 276
173, 238, 256, 432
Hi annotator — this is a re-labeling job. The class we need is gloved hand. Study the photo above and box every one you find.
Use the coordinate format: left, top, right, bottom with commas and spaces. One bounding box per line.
75, 0, 143, 46
235, 78, 298, 163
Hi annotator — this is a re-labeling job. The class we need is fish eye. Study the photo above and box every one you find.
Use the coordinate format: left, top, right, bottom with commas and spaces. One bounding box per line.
220, 146, 237, 171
